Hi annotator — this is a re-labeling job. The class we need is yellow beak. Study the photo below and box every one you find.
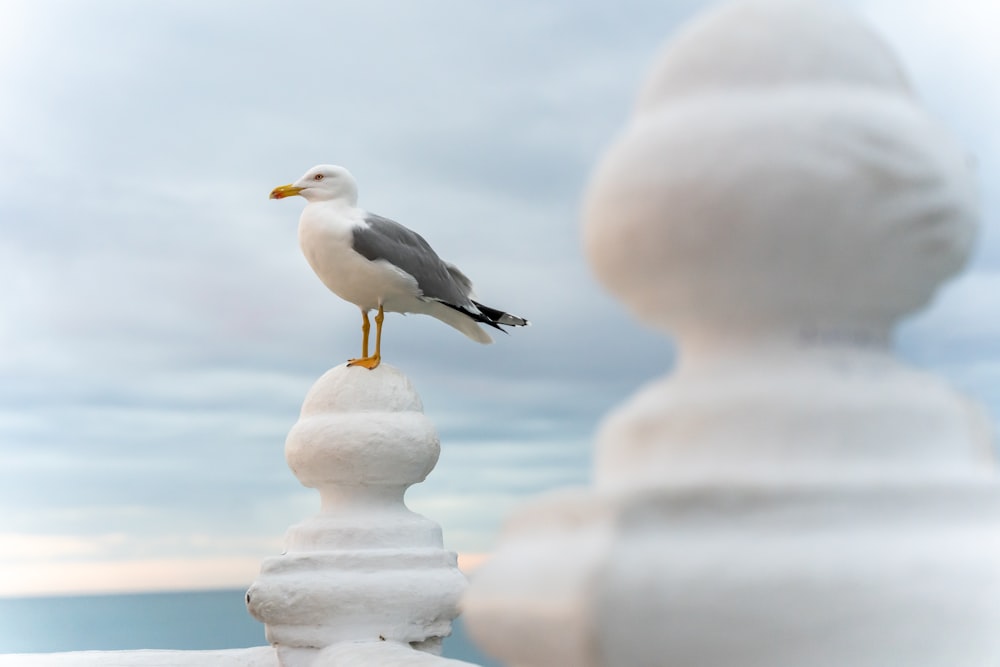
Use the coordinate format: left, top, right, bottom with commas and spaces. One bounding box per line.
270, 184, 304, 199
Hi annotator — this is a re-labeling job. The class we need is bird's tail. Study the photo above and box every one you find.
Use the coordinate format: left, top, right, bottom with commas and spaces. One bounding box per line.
430, 299, 529, 343
470, 301, 530, 330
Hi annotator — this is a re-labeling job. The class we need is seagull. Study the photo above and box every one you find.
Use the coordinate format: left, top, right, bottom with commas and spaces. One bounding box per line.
270, 165, 529, 370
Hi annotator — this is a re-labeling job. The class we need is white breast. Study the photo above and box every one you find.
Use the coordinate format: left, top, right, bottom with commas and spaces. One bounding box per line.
297, 202, 420, 312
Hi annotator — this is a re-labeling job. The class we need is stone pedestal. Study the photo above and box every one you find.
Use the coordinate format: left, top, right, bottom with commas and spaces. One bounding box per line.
247, 365, 466, 667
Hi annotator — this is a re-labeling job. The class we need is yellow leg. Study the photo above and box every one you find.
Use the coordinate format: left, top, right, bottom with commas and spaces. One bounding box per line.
347, 305, 383, 370
373, 306, 384, 360
360, 310, 370, 358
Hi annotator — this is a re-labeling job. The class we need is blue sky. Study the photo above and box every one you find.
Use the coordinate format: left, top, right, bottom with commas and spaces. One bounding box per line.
0, 0, 997, 596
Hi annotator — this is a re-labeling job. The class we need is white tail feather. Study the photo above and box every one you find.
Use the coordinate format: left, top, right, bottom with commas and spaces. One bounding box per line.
422, 301, 494, 344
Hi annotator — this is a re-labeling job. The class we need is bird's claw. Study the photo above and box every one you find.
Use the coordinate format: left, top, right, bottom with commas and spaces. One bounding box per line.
347, 355, 381, 370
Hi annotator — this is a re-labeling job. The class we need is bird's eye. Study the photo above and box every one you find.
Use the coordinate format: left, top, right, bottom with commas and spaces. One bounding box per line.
313, 174, 325, 181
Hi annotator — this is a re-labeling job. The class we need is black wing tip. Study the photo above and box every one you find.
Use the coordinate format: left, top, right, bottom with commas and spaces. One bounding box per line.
470, 300, 529, 329
439, 300, 529, 333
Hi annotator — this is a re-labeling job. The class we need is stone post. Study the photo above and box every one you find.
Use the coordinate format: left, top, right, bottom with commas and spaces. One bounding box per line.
462, 1, 1000, 665
246, 364, 468, 667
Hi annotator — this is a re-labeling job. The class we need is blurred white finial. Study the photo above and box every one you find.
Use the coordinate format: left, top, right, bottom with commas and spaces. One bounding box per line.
464, 2, 1000, 665
581, 0, 989, 491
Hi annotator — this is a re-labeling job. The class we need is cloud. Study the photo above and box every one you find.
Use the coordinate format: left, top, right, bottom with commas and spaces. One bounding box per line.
0, 0, 997, 598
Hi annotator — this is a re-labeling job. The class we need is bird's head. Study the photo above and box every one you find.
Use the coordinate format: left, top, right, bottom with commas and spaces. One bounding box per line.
270, 165, 359, 204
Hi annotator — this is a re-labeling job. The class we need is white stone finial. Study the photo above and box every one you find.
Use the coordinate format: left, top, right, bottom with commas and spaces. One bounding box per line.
579, 0, 989, 491
584, 0, 977, 348
246, 364, 466, 667
634, 0, 913, 107
463, 2, 1000, 665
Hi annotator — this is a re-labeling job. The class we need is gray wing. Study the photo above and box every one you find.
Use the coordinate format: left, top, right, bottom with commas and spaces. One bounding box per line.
352, 213, 474, 306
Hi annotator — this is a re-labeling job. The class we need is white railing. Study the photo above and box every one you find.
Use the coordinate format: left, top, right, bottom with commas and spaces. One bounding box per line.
5, 1, 999, 666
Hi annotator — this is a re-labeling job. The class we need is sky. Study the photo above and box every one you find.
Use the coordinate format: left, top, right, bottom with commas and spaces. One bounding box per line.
0, 0, 998, 599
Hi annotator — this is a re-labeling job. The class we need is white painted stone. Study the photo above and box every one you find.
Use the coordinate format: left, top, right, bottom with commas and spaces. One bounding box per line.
0, 641, 483, 667
634, 0, 912, 106
247, 364, 467, 667
0, 647, 279, 667
314, 640, 479, 666
463, 1, 1000, 665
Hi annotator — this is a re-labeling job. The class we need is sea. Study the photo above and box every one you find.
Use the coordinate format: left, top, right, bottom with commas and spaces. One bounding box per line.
0, 589, 500, 666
